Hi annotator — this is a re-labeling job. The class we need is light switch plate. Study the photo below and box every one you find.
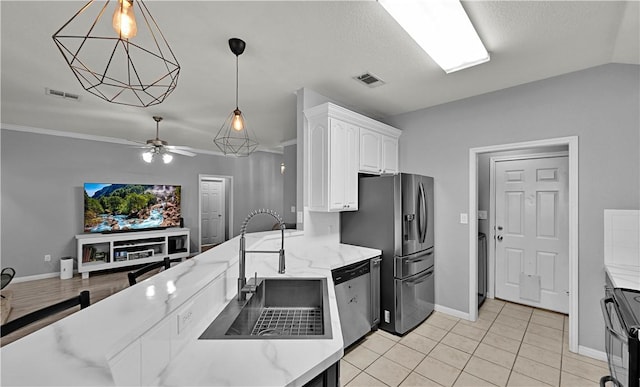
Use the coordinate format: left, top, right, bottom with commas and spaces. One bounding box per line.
460, 213, 469, 224
291, 206, 296, 213
478, 210, 487, 220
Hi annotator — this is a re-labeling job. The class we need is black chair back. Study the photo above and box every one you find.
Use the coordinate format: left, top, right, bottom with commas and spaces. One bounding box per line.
127, 257, 171, 286
1, 290, 90, 338
1, 268, 16, 290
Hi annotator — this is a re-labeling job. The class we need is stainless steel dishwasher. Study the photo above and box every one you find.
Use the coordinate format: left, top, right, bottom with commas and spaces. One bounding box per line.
332, 258, 379, 348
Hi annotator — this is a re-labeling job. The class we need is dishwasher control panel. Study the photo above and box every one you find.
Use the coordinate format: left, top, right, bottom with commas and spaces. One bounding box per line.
332, 260, 371, 285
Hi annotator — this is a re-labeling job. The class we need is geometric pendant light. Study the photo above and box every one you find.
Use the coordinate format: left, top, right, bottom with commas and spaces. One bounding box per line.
213, 38, 259, 157
52, 0, 180, 107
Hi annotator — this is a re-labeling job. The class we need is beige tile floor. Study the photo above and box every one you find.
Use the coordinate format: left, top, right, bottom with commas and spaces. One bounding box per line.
340, 299, 609, 387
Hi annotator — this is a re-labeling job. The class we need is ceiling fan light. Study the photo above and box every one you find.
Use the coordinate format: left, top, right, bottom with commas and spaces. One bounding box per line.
162, 153, 173, 164
142, 151, 153, 163
379, 0, 489, 73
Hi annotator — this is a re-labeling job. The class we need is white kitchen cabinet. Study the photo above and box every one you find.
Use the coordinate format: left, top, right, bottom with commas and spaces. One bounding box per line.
305, 103, 401, 212
306, 107, 359, 212
359, 128, 399, 175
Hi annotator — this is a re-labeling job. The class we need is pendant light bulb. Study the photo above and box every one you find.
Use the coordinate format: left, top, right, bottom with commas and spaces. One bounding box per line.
112, 0, 138, 39
162, 153, 173, 164
232, 109, 244, 131
142, 151, 153, 163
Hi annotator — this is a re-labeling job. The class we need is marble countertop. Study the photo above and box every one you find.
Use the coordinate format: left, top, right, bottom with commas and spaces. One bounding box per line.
0, 231, 380, 386
605, 263, 640, 291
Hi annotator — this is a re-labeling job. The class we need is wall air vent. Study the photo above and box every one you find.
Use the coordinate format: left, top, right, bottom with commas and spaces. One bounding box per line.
354, 72, 385, 88
45, 88, 80, 101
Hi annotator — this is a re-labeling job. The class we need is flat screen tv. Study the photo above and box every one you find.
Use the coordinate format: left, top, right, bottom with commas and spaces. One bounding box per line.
84, 183, 181, 233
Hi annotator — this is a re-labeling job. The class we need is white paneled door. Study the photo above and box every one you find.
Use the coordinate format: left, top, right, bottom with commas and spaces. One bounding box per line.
200, 179, 225, 247
494, 156, 569, 313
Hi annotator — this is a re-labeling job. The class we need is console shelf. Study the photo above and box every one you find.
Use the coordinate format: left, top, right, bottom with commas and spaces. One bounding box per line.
75, 228, 190, 279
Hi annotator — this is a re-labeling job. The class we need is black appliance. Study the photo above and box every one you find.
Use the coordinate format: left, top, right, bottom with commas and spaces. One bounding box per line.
601, 286, 639, 387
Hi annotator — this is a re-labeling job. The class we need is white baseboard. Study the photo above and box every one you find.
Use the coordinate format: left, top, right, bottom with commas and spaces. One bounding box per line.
578, 345, 608, 362
435, 304, 470, 320
12, 272, 66, 283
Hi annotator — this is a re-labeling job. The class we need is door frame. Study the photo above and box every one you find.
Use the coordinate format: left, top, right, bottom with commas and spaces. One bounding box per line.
488, 151, 569, 301
198, 174, 233, 253
469, 136, 578, 353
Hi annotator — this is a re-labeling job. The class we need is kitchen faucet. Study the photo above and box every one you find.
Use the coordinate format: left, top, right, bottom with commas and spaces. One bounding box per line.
238, 209, 285, 301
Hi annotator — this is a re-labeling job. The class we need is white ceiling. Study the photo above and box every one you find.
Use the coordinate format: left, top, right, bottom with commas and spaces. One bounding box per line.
1, 1, 638, 153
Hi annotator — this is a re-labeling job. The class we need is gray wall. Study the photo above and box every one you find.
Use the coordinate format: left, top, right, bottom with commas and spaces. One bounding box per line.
282, 144, 297, 225
388, 63, 640, 352
1, 129, 283, 278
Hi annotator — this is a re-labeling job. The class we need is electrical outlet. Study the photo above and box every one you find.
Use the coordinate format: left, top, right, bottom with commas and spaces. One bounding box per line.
177, 302, 195, 335
44, 254, 51, 262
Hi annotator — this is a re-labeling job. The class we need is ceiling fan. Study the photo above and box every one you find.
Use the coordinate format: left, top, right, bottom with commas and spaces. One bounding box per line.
138, 116, 196, 163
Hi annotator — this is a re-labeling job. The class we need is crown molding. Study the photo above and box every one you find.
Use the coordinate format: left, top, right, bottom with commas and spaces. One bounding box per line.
1, 123, 284, 156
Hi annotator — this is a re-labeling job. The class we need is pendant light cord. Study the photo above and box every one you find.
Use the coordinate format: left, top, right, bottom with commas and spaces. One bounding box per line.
235, 55, 239, 109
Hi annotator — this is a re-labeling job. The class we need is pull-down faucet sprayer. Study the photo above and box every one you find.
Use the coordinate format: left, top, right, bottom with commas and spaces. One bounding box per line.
238, 209, 285, 301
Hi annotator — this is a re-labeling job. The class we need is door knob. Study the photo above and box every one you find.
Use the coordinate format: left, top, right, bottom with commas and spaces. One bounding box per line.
497, 235, 503, 241
497, 226, 503, 230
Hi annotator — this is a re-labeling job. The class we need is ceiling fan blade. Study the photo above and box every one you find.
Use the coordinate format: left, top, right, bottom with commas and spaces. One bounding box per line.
167, 147, 196, 157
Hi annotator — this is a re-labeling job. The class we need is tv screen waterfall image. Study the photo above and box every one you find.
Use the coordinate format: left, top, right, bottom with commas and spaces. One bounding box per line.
84, 183, 181, 233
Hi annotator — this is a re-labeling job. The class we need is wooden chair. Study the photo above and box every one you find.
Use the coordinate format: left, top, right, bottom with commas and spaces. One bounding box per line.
127, 257, 172, 286
1, 290, 90, 337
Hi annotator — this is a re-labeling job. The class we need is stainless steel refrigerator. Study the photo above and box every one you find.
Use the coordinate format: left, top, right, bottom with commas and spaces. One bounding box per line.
340, 173, 434, 335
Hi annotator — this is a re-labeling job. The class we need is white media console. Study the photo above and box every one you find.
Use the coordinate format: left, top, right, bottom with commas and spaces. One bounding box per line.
75, 228, 190, 279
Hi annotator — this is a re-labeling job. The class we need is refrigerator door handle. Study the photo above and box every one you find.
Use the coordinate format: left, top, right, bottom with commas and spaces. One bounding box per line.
418, 182, 427, 244
405, 269, 433, 286
405, 250, 433, 263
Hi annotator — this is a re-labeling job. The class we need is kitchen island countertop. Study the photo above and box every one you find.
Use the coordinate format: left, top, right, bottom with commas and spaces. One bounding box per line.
0, 231, 381, 386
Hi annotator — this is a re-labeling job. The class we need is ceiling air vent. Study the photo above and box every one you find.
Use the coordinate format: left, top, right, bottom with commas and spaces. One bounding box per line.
354, 72, 385, 88
45, 88, 80, 101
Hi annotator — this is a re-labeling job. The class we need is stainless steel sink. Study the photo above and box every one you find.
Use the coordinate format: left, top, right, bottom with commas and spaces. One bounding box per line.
199, 278, 332, 340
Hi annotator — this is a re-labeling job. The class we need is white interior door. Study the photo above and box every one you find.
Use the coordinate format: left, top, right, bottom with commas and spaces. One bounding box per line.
200, 179, 225, 247
494, 156, 569, 313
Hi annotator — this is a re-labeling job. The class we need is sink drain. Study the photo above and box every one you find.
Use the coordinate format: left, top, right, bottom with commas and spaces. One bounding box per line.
251, 307, 323, 336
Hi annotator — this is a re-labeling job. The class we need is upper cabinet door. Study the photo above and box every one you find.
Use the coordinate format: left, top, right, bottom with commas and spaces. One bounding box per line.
343, 123, 359, 210
329, 119, 359, 211
359, 128, 382, 174
381, 135, 399, 174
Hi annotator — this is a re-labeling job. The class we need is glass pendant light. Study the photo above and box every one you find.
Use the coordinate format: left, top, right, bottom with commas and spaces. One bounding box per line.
213, 38, 259, 157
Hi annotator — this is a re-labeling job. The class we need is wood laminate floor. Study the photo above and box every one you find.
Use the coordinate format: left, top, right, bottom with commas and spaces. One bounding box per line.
0, 266, 163, 347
